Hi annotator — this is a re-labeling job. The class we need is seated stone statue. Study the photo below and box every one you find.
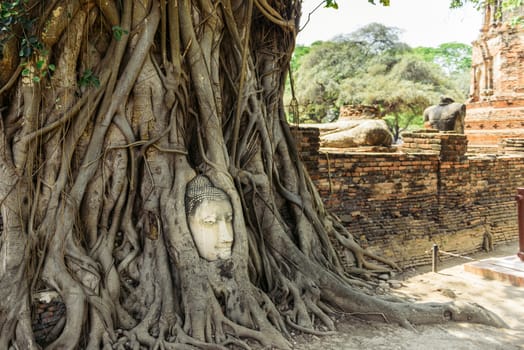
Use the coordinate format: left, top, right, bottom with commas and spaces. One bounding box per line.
423, 96, 466, 134
185, 175, 234, 261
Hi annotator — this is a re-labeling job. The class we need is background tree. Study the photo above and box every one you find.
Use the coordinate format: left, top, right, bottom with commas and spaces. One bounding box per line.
0, 1, 505, 349
333, 22, 409, 54
412, 42, 472, 75
412, 42, 472, 93
289, 23, 467, 127
338, 55, 465, 140
291, 22, 408, 123
291, 40, 369, 122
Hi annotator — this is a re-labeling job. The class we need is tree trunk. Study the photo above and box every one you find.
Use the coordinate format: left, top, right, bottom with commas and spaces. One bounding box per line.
0, 0, 506, 348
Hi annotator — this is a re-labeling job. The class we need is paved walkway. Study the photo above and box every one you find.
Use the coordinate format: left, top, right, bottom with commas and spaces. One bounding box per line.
465, 254, 524, 287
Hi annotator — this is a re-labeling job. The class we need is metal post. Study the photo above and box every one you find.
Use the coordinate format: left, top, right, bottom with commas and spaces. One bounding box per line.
432, 244, 439, 272
515, 188, 524, 261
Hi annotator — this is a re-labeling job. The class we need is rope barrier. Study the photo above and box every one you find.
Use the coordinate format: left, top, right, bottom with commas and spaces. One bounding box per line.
427, 244, 475, 273
438, 250, 475, 261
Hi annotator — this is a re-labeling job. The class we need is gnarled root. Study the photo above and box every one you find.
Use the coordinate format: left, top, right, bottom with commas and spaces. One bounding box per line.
179, 262, 292, 350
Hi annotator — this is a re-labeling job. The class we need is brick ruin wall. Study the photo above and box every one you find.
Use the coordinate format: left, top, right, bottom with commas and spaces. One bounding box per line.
292, 127, 521, 269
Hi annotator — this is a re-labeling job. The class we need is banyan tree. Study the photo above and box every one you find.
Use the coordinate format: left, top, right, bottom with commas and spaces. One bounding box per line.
0, 0, 506, 349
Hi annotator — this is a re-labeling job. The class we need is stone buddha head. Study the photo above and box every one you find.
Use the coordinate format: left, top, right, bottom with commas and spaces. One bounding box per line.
185, 175, 234, 261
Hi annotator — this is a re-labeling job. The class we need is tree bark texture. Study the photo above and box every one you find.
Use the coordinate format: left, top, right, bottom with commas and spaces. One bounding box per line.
0, 0, 506, 348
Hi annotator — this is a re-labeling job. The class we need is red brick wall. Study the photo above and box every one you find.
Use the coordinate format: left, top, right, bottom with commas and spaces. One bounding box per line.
292, 127, 522, 268
291, 126, 319, 174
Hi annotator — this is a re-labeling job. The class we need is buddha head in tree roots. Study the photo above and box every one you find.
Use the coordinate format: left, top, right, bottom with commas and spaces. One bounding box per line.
185, 175, 234, 261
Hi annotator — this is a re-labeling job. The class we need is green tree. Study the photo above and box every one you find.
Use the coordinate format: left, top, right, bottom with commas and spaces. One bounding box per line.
0, 1, 504, 349
334, 22, 410, 54
291, 22, 407, 123
290, 23, 466, 127
292, 40, 368, 122
411, 43, 472, 95
412, 43, 471, 75
338, 55, 464, 140
290, 44, 311, 73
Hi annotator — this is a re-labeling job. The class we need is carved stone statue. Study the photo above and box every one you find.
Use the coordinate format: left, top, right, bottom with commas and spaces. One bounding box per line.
423, 96, 466, 134
319, 119, 393, 148
185, 175, 234, 261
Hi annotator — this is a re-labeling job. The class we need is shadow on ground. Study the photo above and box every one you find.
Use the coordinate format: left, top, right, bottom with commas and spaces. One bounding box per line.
292, 242, 524, 350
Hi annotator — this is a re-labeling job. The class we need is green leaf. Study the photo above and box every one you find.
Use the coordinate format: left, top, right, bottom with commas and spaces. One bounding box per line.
21, 68, 30, 76
32, 76, 40, 82
325, 0, 338, 9
48, 63, 56, 71
112, 26, 129, 42
79, 69, 100, 88
367, 0, 389, 5
19, 45, 31, 57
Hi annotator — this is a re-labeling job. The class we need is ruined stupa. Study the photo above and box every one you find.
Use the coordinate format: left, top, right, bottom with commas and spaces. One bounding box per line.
466, 1, 524, 147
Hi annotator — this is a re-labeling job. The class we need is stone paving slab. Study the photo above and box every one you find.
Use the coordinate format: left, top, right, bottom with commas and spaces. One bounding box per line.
464, 255, 524, 287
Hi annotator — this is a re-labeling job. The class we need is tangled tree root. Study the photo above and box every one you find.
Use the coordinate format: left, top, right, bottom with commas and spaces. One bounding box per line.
0, 0, 509, 349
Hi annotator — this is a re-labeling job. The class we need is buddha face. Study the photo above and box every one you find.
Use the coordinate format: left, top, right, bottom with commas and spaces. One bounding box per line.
187, 198, 234, 261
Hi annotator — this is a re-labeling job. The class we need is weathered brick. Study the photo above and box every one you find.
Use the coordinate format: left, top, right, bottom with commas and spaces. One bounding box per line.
293, 125, 520, 270
466, 6, 524, 146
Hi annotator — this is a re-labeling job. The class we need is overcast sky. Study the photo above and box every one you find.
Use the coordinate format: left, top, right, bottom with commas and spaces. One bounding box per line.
297, 0, 483, 47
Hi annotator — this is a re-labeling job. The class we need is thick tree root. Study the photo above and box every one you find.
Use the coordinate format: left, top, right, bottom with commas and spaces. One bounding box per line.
0, 1, 510, 349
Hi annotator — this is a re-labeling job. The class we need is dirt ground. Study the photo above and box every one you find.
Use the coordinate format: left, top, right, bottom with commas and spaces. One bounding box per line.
292, 242, 524, 349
